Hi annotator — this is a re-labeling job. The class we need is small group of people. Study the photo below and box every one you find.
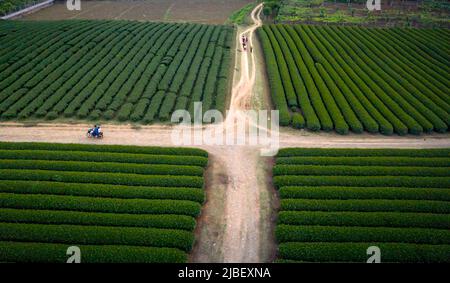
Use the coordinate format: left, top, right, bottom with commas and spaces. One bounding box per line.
87, 124, 102, 138
241, 35, 252, 52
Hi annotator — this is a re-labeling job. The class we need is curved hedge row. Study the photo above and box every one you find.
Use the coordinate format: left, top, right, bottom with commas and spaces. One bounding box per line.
0, 142, 208, 157
0, 222, 194, 252
278, 242, 450, 263
0, 150, 208, 167
0, 193, 202, 217
0, 159, 204, 176
276, 224, 450, 244
278, 211, 450, 229
273, 165, 450, 177
0, 208, 197, 231
257, 26, 292, 126
0, 169, 204, 188
279, 186, 450, 201
280, 199, 450, 214
276, 156, 450, 167
274, 175, 450, 188
277, 148, 450, 157
0, 181, 205, 203
0, 242, 187, 263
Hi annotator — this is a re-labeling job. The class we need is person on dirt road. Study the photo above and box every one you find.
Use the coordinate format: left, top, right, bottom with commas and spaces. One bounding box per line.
92, 125, 100, 137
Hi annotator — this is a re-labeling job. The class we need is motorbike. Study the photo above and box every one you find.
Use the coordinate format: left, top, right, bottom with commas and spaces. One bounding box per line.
87, 128, 103, 139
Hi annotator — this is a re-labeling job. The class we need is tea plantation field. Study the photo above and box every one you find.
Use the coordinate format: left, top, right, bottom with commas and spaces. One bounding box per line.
274, 148, 450, 263
0, 20, 233, 122
259, 25, 450, 135
0, 142, 208, 263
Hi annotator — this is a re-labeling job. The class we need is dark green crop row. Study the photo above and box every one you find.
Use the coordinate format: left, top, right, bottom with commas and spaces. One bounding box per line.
0, 241, 187, 263
0, 222, 194, 251
0, 208, 196, 231
0, 159, 204, 176
276, 224, 450, 245
278, 211, 450, 229
281, 198, 450, 214
274, 175, 450, 188
276, 156, 450, 167
0, 193, 202, 217
0, 142, 208, 158
0, 180, 205, 203
278, 186, 450, 201
0, 149, 208, 167
277, 148, 450, 158
278, 242, 450, 263
273, 165, 449, 177
0, 169, 204, 188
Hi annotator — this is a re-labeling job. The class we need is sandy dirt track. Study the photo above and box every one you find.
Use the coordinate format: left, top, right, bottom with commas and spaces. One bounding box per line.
1, 122, 449, 149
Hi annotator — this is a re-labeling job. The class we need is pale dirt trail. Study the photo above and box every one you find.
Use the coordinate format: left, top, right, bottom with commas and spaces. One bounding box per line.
1, 3, 450, 263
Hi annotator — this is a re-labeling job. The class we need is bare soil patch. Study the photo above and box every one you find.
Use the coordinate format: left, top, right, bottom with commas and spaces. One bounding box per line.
19, 0, 255, 24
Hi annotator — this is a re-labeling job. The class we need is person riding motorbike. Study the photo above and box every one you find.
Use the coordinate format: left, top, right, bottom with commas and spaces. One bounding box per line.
92, 125, 99, 137
87, 125, 102, 138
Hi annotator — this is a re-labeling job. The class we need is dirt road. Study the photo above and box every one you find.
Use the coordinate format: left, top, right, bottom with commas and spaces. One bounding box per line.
1, 3, 450, 263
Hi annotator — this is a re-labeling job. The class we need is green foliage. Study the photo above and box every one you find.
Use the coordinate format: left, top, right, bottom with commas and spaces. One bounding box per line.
0, 180, 205, 203
279, 242, 450, 263
259, 24, 449, 135
0, 222, 195, 251
0, 169, 204, 188
0, 142, 208, 157
0, 142, 208, 262
0, 242, 187, 263
279, 186, 450, 201
0, 21, 233, 123
227, 3, 256, 24
0, 208, 197, 231
276, 224, 450, 244
274, 147, 450, 263
278, 211, 450, 229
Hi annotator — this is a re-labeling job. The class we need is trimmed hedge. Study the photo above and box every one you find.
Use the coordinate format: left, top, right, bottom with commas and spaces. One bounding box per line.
0, 169, 204, 188
0, 142, 208, 263
0, 222, 194, 251
279, 186, 450, 201
277, 148, 450, 158
0, 208, 197, 231
0, 142, 208, 157
0, 159, 204, 176
274, 175, 450, 188
273, 165, 450, 177
278, 211, 450, 229
0, 150, 208, 167
259, 24, 449, 135
0, 180, 205, 203
0, 242, 187, 263
276, 156, 450, 167
281, 199, 450, 214
0, 21, 234, 123
257, 27, 292, 126
0, 193, 202, 217
278, 242, 450, 263
276, 224, 450, 244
